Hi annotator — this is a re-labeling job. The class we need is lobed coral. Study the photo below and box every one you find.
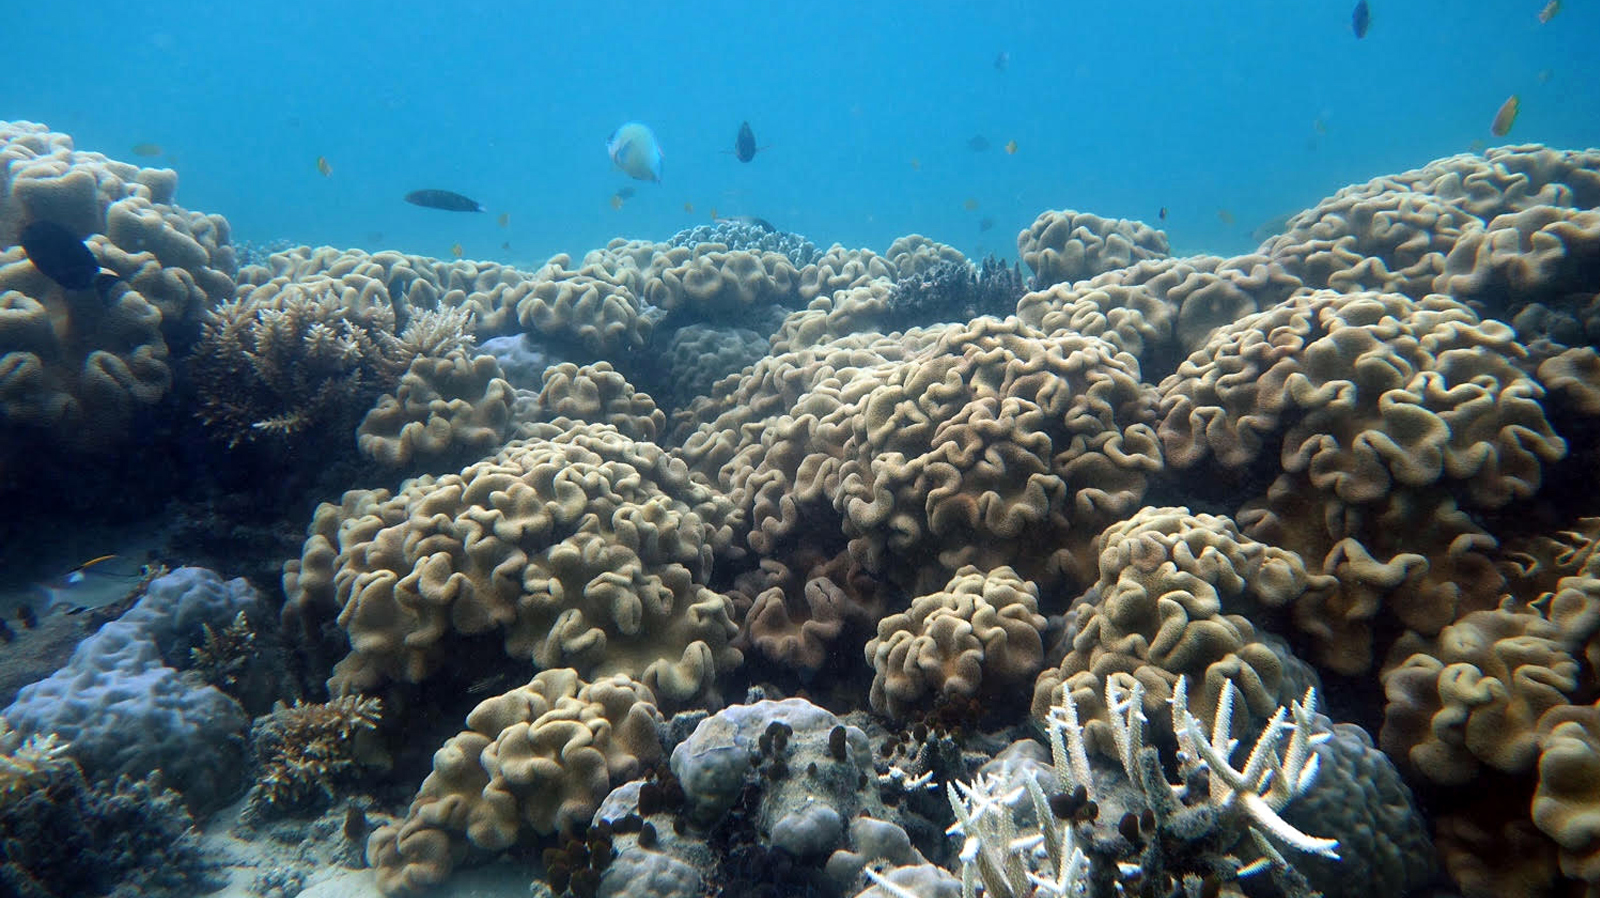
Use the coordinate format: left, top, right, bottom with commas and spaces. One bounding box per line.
367, 669, 661, 896
1016, 209, 1170, 289
867, 565, 1047, 719
357, 349, 516, 470
283, 423, 741, 705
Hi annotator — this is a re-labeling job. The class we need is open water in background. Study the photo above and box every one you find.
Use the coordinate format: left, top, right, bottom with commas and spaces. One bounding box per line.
6, 0, 1598, 265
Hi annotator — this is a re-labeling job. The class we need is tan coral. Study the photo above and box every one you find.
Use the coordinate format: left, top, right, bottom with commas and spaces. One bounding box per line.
357, 351, 516, 469
734, 549, 882, 677
368, 669, 660, 897
1380, 590, 1600, 784
505, 262, 650, 355
797, 244, 896, 302
1032, 507, 1326, 757
1533, 702, 1600, 884
1537, 348, 1600, 415
837, 317, 1162, 594
1016, 209, 1169, 288
867, 565, 1046, 719
285, 424, 741, 705
883, 234, 966, 279
642, 243, 800, 317
520, 361, 665, 443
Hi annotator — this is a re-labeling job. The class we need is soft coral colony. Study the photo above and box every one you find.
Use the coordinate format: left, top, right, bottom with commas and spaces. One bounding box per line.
2, 116, 1600, 898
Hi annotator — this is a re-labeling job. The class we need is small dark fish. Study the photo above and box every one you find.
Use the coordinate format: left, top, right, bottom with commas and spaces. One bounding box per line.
714, 215, 777, 233
967, 135, 990, 152
994, 51, 1009, 71
616, 186, 637, 200
732, 121, 762, 162
1352, 0, 1370, 38
404, 189, 485, 212
17, 604, 38, 630
978, 216, 995, 232
20, 220, 120, 297
131, 142, 163, 157
1159, 206, 1168, 221
501, 241, 511, 251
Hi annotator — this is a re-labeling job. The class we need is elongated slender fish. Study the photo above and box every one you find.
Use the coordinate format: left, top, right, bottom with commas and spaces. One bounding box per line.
405, 189, 485, 212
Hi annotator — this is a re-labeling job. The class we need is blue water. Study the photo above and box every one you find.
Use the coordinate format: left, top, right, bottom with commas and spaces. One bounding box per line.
7, 0, 1598, 265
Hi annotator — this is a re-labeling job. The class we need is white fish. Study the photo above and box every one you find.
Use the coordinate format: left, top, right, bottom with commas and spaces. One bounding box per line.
606, 121, 663, 183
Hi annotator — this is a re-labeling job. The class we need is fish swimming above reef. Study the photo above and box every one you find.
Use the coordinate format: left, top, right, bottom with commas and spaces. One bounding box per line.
1004, 140, 1018, 155
1491, 95, 1521, 137
729, 121, 766, 162
1352, 0, 1370, 37
19, 220, 121, 298
1539, 0, 1560, 23
317, 155, 333, 177
994, 50, 1009, 71
714, 214, 777, 233
405, 189, 485, 212
131, 142, 162, 157
968, 135, 990, 152
607, 121, 663, 183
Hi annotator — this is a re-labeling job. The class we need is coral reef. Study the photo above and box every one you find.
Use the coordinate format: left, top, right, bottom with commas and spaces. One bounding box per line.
667, 219, 822, 268
243, 695, 386, 819
1017, 209, 1170, 289
356, 349, 517, 470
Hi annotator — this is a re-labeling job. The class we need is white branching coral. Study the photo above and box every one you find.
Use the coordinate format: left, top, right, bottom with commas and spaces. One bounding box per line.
934, 674, 1340, 898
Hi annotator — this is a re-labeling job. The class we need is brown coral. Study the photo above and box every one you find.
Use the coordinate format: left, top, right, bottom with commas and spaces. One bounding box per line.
1032, 507, 1326, 756
866, 565, 1046, 719
642, 243, 800, 318
521, 360, 665, 443
357, 350, 516, 469
245, 695, 385, 816
1016, 209, 1169, 288
284, 423, 741, 705
367, 669, 660, 896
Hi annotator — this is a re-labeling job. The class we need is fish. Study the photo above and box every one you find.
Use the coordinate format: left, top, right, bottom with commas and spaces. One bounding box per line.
910, 158, 922, 171
968, 135, 990, 152
1468, 138, 1487, 153
616, 186, 637, 200
405, 189, 485, 212
1352, 0, 1371, 38
1537, 68, 1553, 84
1159, 207, 1168, 220
1004, 140, 1018, 155
1313, 117, 1329, 135
1217, 209, 1236, 225
994, 51, 1010, 71
497, 212, 509, 227
17, 605, 37, 630
606, 121, 663, 183
30, 554, 146, 611
501, 241, 511, 250
1250, 212, 1296, 243
1491, 95, 1521, 137
963, 198, 980, 211
450, 243, 463, 258
714, 215, 777, 233
131, 143, 163, 157
20, 220, 121, 297
610, 194, 625, 210
730, 121, 764, 162
709, 206, 719, 220
1539, 0, 1560, 23
317, 156, 333, 177
684, 202, 695, 213
978, 217, 995, 232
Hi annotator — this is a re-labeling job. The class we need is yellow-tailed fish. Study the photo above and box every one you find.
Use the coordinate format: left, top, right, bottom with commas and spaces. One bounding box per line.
610, 194, 625, 210
1217, 209, 1236, 226
131, 143, 162, 157
317, 155, 333, 177
497, 212, 509, 227
963, 197, 979, 211
450, 242, 463, 258
1004, 140, 1018, 154
1491, 95, 1521, 137
684, 201, 694, 213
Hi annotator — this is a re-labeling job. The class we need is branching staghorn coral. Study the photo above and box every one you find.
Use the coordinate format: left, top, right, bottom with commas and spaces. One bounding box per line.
933, 676, 1339, 898
243, 695, 384, 818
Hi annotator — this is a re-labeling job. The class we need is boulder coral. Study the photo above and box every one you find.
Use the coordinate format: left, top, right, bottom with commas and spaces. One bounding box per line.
1016, 209, 1170, 288
357, 350, 516, 469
